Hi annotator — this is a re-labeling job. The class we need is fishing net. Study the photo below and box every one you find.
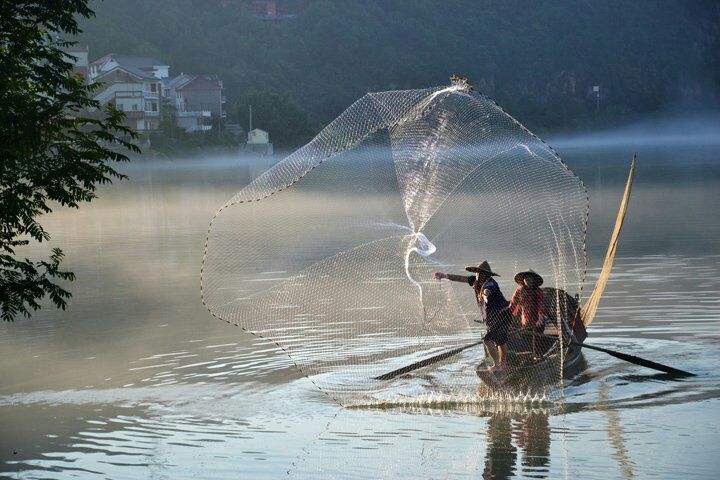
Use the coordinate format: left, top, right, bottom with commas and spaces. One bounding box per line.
201, 80, 589, 406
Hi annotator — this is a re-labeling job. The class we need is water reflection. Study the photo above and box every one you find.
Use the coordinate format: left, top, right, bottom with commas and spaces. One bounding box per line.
1, 147, 719, 478
598, 382, 636, 480
283, 403, 556, 479
516, 411, 551, 476
479, 409, 551, 479
482, 413, 517, 479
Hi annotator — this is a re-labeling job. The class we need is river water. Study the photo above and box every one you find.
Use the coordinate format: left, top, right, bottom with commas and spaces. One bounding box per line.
1, 136, 719, 479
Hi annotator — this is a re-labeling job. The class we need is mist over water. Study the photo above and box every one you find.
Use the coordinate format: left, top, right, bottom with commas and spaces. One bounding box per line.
1, 126, 719, 478
549, 113, 720, 153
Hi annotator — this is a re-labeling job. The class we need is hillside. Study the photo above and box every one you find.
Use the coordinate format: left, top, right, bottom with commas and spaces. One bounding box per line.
79, 0, 720, 144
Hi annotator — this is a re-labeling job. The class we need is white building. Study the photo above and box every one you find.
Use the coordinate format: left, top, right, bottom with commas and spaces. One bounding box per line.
248, 128, 269, 144
89, 55, 168, 132
245, 128, 273, 155
89, 55, 169, 83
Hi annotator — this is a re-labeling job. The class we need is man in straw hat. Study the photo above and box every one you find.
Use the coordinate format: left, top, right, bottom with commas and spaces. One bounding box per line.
509, 270, 546, 360
434, 261, 510, 372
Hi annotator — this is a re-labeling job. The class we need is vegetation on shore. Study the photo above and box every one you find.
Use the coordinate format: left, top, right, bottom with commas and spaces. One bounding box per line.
79, 0, 719, 148
142, 90, 316, 156
0, 1, 138, 321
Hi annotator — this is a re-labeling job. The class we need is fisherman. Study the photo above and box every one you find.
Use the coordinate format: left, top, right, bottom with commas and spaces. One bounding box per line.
433, 261, 510, 372
509, 270, 546, 361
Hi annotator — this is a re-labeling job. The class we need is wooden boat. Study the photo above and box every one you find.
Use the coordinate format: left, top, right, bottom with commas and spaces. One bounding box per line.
478, 158, 637, 391
476, 333, 585, 391
476, 287, 586, 391
373, 159, 638, 387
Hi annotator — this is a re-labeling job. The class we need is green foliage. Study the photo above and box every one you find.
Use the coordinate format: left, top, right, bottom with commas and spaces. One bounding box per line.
0, 0, 140, 321
235, 89, 316, 149
149, 127, 239, 156
144, 97, 238, 155
78, 0, 720, 136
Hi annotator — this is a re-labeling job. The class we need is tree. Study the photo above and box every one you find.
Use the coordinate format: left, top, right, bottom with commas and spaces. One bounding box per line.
235, 89, 317, 149
79, 0, 719, 130
0, 1, 139, 321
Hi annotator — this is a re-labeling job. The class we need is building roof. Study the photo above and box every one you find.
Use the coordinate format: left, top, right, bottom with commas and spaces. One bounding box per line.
166, 74, 222, 91
182, 75, 222, 90
113, 55, 169, 69
165, 73, 194, 90
248, 128, 270, 144
90, 54, 169, 72
93, 64, 155, 81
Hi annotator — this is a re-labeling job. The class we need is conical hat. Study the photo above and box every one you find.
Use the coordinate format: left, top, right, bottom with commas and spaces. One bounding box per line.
514, 270, 544, 287
465, 260, 499, 276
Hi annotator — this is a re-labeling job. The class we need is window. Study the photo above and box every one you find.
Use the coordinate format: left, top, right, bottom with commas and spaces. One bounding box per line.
132, 103, 138, 111
150, 83, 157, 93
116, 103, 123, 111
151, 101, 158, 112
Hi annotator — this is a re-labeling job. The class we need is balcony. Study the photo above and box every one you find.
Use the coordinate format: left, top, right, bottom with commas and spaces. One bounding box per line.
122, 110, 159, 118
177, 110, 211, 118
187, 124, 212, 133
114, 91, 143, 99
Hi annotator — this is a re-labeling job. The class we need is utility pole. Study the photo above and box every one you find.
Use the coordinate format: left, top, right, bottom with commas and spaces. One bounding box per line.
593, 85, 601, 114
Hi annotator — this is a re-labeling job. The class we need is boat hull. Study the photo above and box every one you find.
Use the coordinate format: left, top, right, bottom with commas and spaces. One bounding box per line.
476, 341, 584, 391
476, 287, 585, 391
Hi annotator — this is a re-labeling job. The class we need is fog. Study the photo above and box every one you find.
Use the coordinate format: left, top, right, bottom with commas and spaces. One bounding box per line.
549, 113, 720, 152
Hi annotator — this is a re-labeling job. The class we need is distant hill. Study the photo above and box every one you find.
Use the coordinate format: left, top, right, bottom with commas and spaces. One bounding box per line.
79, 0, 719, 143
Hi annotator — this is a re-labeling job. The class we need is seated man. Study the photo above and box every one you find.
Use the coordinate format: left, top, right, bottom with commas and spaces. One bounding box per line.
434, 261, 510, 372
509, 270, 546, 361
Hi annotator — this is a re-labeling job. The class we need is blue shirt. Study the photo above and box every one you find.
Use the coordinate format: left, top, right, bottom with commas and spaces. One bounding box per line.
467, 276, 509, 324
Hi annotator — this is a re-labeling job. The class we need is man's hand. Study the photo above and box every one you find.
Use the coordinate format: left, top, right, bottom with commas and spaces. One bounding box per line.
433, 271, 446, 280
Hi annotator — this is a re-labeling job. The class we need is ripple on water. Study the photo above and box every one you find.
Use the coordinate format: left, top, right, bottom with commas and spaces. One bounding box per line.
2, 255, 719, 479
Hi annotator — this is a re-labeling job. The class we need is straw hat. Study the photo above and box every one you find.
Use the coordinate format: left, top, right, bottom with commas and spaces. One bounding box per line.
514, 270, 544, 287
465, 260, 500, 277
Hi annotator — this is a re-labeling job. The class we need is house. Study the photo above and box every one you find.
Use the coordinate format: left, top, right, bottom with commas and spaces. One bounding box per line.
65, 45, 89, 82
86, 52, 226, 135
89, 55, 166, 132
245, 128, 273, 155
89, 54, 169, 82
164, 74, 225, 133
248, 128, 269, 144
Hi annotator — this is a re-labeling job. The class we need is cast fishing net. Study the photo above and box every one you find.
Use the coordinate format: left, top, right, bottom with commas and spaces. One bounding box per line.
201, 79, 589, 406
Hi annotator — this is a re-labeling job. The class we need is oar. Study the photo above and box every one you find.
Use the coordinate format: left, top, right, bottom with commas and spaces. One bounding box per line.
374, 337, 695, 381
577, 341, 695, 377
373, 340, 484, 380
374, 306, 514, 380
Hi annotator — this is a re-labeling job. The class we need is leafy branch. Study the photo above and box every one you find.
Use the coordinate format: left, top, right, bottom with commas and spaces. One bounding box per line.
0, 0, 140, 320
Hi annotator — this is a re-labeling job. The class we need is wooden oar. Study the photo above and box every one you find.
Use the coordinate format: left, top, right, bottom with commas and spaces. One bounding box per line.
577, 341, 695, 377
375, 157, 696, 381
374, 337, 695, 381
374, 306, 514, 380
373, 340, 484, 380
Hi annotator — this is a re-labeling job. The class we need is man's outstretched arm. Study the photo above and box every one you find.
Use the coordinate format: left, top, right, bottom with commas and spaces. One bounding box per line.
434, 272, 472, 283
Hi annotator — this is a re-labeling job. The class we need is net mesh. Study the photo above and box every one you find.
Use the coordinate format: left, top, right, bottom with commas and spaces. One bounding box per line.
201, 82, 589, 406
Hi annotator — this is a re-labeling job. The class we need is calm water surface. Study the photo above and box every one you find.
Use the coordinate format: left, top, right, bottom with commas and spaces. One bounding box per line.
1, 141, 719, 479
